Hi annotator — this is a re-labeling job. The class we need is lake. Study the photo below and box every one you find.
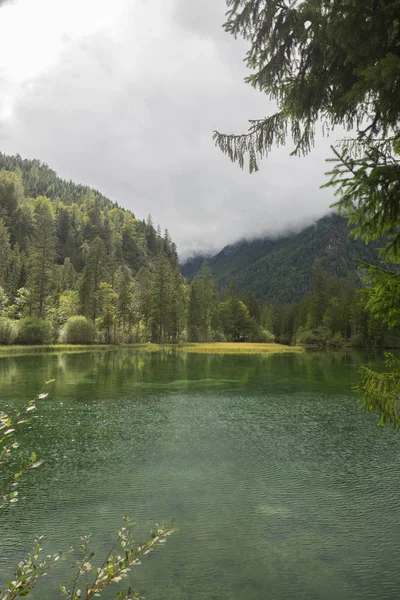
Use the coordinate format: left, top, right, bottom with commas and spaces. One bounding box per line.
0, 348, 399, 599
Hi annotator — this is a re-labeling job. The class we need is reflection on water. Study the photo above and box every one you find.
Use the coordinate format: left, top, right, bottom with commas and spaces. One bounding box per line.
0, 348, 399, 600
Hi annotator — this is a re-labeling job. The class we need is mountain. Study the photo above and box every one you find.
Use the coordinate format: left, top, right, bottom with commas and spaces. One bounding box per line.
181, 213, 382, 303
0, 152, 173, 275
0, 153, 186, 345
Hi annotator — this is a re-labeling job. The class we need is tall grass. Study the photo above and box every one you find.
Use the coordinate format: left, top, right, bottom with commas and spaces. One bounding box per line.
173, 343, 303, 355
0, 342, 303, 358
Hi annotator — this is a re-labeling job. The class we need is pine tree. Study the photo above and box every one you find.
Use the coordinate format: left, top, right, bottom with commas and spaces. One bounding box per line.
187, 262, 219, 342
309, 264, 329, 328
0, 170, 24, 225
61, 257, 77, 291
10, 198, 35, 250
0, 218, 10, 288
6, 244, 23, 302
28, 197, 57, 318
150, 254, 173, 343
219, 279, 253, 341
94, 282, 118, 344
168, 268, 187, 343
79, 236, 108, 320
214, 0, 400, 172
115, 267, 136, 335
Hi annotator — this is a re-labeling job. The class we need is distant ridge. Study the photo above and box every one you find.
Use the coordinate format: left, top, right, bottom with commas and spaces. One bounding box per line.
181, 213, 382, 303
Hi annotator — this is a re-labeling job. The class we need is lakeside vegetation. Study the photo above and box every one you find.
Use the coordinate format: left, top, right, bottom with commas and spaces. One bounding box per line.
0, 155, 278, 347
214, 0, 400, 428
170, 342, 303, 354
181, 213, 382, 304
0, 341, 303, 358
1, 154, 399, 354
2, 1, 400, 598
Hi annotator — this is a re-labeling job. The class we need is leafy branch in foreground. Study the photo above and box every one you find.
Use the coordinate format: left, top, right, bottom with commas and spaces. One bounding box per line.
0, 379, 54, 508
356, 353, 400, 429
62, 518, 175, 600
0, 387, 176, 598
0, 537, 68, 600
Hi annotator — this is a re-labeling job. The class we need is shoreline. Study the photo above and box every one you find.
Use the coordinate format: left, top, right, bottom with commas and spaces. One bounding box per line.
0, 342, 304, 358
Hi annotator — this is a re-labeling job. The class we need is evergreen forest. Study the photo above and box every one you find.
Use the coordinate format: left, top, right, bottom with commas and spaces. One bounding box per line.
0, 153, 396, 349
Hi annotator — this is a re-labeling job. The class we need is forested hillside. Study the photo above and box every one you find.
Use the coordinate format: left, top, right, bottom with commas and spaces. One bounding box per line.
0, 153, 397, 349
0, 152, 177, 273
0, 154, 275, 346
0, 154, 186, 344
181, 213, 382, 303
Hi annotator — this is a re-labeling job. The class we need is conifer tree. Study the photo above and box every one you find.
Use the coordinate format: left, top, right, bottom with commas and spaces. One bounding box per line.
115, 267, 136, 335
214, 0, 400, 171
94, 282, 118, 344
0, 170, 24, 224
168, 268, 187, 343
309, 264, 329, 328
60, 257, 77, 291
10, 198, 35, 250
220, 280, 252, 340
150, 253, 173, 343
134, 267, 153, 340
28, 197, 57, 318
0, 218, 10, 288
79, 236, 108, 320
214, 0, 400, 424
188, 262, 219, 342
6, 244, 23, 302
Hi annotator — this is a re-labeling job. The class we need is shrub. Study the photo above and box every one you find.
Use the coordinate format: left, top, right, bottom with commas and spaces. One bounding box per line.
0, 317, 18, 345
60, 316, 96, 344
295, 326, 321, 346
327, 332, 345, 348
258, 328, 275, 343
246, 320, 275, 343
349, 333, 365, 347
16, 317, 53, 345
209, 329, 226, 342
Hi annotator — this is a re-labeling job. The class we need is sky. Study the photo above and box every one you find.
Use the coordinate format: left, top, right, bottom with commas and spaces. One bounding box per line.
0, 0, 339, 259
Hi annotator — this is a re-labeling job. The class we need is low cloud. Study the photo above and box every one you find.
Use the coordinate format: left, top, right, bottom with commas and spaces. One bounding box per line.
0, 0, 337, 259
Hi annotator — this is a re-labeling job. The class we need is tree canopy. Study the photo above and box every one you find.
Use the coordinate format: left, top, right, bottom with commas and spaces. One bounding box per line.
214, 0, 400, 427
214, 0, 400, 171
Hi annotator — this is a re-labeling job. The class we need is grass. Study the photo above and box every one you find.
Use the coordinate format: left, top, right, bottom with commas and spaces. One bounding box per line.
0, 342, 303, 358
0, 344, 117, 357
118, 342, 303, 355
172, 342, 303, 355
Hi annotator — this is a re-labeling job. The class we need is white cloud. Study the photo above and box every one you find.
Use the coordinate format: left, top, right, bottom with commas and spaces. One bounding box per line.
0, 0, 339, 259
0, 0, 124, 117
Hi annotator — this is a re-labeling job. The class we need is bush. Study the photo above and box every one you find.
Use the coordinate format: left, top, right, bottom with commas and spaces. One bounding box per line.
295, 326, 322, 346
258, 328, 275, 343
209, 329, 226, 342
349, 333, 366, 347
60, 316, 96, 344
16, 317, 53, 345
0, 317, 18, 345
246, 319, 275, 343
327, 332, 345, 348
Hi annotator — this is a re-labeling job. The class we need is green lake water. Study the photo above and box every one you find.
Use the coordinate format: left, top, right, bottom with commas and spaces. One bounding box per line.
0, 348, 399, 599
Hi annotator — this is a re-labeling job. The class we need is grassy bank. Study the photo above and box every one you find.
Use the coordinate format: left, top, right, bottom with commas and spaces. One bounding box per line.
0, 342, 303, 358
0, 344, 118, 357
171, 342, 303, 354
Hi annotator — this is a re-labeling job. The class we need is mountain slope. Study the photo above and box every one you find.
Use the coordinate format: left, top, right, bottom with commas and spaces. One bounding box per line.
0, 153, 124, 210
0, 153, 172, 275
181, 213, 382, 303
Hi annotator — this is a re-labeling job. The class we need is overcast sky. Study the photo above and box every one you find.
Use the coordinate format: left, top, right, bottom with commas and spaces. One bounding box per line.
0, 0, 339, 259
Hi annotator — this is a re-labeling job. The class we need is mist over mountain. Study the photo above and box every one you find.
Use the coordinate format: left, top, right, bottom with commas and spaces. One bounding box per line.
181, 213, 382, 304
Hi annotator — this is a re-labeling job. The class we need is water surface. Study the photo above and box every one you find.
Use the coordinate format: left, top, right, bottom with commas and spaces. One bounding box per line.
0, 349, 399, 599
